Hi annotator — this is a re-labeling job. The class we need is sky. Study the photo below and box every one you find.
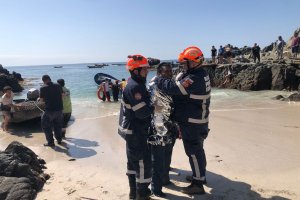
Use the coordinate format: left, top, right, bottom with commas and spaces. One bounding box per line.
0, 0, 299, 66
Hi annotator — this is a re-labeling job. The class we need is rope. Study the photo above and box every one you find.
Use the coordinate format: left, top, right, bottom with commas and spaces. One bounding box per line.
31, 100, 45, 113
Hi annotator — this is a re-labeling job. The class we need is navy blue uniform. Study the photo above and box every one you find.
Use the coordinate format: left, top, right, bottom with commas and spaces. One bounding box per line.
156, 68, 211, 182
118, 77, 153, 198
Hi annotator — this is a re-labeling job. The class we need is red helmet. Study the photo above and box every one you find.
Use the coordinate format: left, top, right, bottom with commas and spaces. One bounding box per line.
178, 46, 204, 63
126, 55, 150, 71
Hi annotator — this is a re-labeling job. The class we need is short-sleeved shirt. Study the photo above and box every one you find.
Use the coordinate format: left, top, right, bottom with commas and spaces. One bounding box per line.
40, 82, 63, 111
1, 93, 14, 105
62, 86, 72, 113
120, 81, 127, 90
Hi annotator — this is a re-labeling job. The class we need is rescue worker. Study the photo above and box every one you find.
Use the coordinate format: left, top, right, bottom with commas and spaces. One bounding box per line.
148, 62, 179, 197
155, 46, 211, 195
118, 55, 153, 200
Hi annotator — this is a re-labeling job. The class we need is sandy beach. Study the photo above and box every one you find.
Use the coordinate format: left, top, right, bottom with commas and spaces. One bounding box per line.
0, 99, 300, 200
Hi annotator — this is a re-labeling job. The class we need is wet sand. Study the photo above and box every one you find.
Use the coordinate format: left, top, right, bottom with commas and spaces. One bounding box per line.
0, 101, 300, 200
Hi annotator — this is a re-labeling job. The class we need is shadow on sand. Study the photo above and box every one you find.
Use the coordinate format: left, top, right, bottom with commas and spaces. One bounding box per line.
162, 168, 291, 200
8, 118, 42, 138
7, 118, 98, 160
53, 137, 98, 159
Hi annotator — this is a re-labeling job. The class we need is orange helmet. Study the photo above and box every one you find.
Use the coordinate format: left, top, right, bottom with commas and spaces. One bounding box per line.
126, 55, 150, 71
178, 46, 204, 63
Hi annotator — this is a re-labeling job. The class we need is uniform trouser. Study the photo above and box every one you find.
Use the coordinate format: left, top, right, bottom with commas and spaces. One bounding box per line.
41, 110, 63, 144
151, 145, 165, 193
126, 133, 152, 197
163, 137, 176, 184
179, 124, 208, 183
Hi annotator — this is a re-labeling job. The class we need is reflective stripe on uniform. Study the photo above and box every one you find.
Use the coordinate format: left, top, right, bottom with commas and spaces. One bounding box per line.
202, 99, 207, 120
118, 126, 133, 134
121, 100, 132, 109
127, 170, 136, 175
136, 160, 151, 183
132, 102, 146, 111
191, 154, 201, 179
176, 81, 188, 95
193, 176, 206, 181
189, 93, 210, 100
188, 117, 209, 124
136, 177, 152, 183
188, 93, 210, 124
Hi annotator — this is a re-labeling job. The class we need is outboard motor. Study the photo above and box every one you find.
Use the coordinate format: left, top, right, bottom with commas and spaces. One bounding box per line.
27, 88, 39, 101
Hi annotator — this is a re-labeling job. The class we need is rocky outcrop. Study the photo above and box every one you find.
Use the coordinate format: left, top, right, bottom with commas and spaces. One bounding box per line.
0, 141, 49, 200
0, 64, 23, 93
204, 61, 300, 91
273, 92, 300, 102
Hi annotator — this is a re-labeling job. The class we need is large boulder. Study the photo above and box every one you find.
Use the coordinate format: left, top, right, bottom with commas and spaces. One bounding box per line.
273, 92, 300, 102
0, 65, 24, 93
0, 142, 49, 200
210, 62, 299, 91
287, 92, 300, 101
0, 176, 36, 200
0, 74, 23, 93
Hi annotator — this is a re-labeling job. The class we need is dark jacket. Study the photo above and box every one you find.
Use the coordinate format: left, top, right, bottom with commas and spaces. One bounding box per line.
156, 68, 211, 127
118, 78, 153, 139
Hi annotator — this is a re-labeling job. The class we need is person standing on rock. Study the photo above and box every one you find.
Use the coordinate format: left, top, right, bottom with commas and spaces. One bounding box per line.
211, 46, 217, 64
276, 36, 286, 60
218, 45, 224, 64
225, 44, 232, 64
39, 75, 63, 147
291, 32, 299, 58
118, 55, 153, 200
252, 43, 261, 63
156, 46, 211, 195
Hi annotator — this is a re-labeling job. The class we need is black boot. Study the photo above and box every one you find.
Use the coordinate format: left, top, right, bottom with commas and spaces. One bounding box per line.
181, 180, 205, 195
136, 188, 151, 200
186, 175, 207, 184
128, 175, 136, 200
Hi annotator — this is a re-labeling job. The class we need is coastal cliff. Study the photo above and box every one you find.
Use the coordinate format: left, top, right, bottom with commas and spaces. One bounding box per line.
205, 61, 299, 91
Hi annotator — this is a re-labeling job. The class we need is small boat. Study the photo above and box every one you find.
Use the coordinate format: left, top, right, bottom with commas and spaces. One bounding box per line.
94, 73, 119, 85
10, 99, 45, 123
54, 66, 63, 68
111, 63, 125, 66
87, 63, 109, 68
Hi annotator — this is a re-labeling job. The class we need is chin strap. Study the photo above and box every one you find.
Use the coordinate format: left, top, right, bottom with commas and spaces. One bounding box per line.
130, 69, 146, 84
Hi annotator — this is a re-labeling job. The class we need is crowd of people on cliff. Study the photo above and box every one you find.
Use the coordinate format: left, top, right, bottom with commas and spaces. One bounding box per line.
210, 32, 299, 64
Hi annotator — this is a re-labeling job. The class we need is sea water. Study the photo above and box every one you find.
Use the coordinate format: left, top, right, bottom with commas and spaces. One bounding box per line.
5, 64, 295, 120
